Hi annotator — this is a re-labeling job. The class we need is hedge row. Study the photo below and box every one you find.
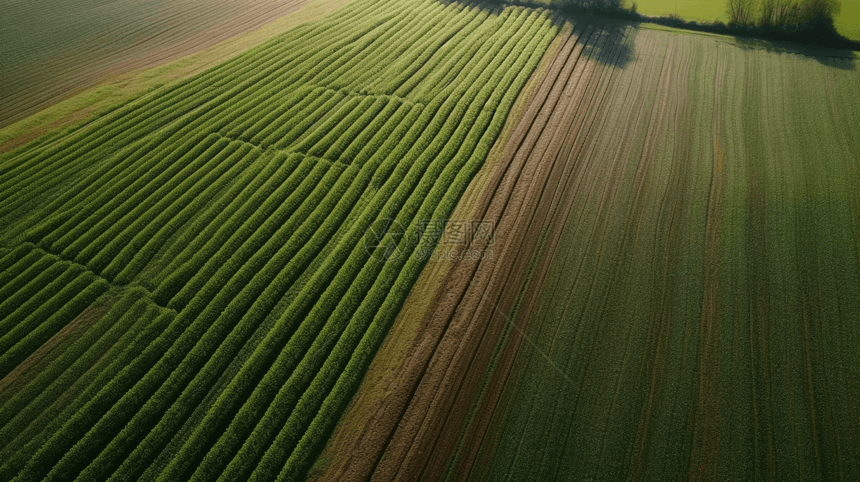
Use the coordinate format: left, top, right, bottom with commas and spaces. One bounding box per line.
286, 0, 418, 90
337, 98, 406, 165
58, 135, 227, 262
79, 137, 244, 274
0, 244, 35, 278
0, 4, 384, 229
289, 96, 364, 155
183, 18, 535, 472
229, 86, 318, 143
12, 304, 183, 482
241, 88, 329, 146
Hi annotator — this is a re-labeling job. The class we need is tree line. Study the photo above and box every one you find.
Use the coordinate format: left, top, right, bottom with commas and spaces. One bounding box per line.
727, 0, 841, 29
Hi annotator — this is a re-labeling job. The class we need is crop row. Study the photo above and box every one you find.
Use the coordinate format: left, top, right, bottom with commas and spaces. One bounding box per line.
0, 288, 140, 428
0, 297, 172, 480
107, 163, 367, 482
0, 1, 560, 480
57, 137, 235, 267
0, 252, 111, 381
1, 0, 432, 244
0, 0, 401, 236
20, 158, 357, 482
175, 8, 555, 481
271, 12, 559, 480
146, 151, 301, 292
361, 3, 481, 96
219, 7, 552, 478
106, 144, 264, 284
0, 0, 396, 181
153, 153, 318, 308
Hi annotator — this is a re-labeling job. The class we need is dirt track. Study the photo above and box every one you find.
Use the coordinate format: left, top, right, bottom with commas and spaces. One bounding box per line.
313, 10, 860, 479
310, 16, 642, 481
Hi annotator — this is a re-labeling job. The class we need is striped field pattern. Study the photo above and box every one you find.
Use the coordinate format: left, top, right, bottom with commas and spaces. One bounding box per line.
466, 25, 860, 482
0, 0, 308, 127
0, 0, 558, 480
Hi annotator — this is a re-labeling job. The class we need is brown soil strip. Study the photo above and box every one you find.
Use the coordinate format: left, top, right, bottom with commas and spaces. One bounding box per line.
409, 24, 639, 482
374, 24, 601, 481
307, 19, 581, 482
310, 16, 645, 482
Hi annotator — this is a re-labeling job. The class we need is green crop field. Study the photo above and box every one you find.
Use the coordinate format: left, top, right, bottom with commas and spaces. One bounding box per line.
0, 0, 557, 479
0, 0, 312, 127
1, 0, 859, 480
467, 25, 860, 481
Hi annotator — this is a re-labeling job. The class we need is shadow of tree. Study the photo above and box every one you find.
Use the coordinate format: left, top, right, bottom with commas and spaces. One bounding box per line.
556, 0, 624, 9
574, 16, 638, 69
436, 0, 638, 69
436, 0, 857, 71
732, 36, 856, 69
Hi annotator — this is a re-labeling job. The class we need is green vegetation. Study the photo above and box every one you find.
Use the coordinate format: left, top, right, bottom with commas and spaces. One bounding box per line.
3, 0, 857, 480
0, 0, 558, 479
470, 25, 860, 481
728, 0, 841, 28
631, 0, 860, 39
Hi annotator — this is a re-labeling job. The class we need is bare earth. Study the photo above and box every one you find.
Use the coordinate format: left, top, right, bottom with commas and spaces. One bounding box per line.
310, 16, 645, 481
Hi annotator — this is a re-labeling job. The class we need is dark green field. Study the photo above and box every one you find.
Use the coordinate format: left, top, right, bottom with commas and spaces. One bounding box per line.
1, 0, 858, 480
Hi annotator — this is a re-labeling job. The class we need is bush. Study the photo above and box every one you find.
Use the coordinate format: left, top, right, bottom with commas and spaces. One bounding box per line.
729, 0, 841, 30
